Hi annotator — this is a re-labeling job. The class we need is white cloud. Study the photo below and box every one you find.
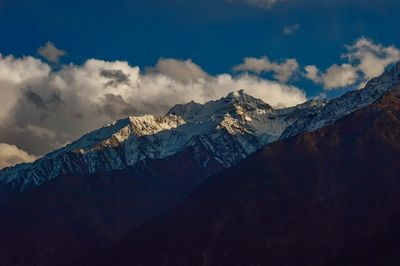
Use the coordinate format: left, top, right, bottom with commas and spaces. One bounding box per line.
304, 65, 320, 83
304, 64, 358, 90
304, 38, 400, 90
37, 42, 66, 63
284, 24, 300, 35
226, 0, 283, 9
150, 58, 209, 84
344, 37, 400, 80
0, 54, 50, 122
0, 143, 37, 169
320, 64, 358, 90
234, 56, 299, 82
0, 53, 306, 157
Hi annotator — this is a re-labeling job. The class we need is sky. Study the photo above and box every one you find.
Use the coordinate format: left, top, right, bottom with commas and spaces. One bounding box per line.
0, 0, 400, 168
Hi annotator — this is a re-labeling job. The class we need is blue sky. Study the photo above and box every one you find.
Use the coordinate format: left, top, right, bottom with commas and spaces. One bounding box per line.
0, 0, 400, 161
1, 0, 399, 79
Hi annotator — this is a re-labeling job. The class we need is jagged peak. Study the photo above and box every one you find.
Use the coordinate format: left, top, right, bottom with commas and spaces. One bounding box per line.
167, 100, 202, 118
225, 89, 272, 109
217, 114, 249, 135
61, 114, 186, 155
127, 114, 185, 137
226, 89, 245, 99
295, 98, 328, 109
168, 90, 272, 122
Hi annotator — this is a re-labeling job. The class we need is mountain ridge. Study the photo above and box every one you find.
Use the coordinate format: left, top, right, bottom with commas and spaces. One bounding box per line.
0, 89, 325, 192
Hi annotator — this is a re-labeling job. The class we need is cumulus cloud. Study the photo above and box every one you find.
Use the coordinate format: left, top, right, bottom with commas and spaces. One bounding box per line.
0, 54, 50, 122
0, 53, 306, 157
226, 0, 284, 9
284, 24, 300, 35
320, 64, 358, 89
99, 69, 131, 87
304, 65, 320, 83
95, 93, 139, 118
304, 64, 358, 90
0, 143, 37, 170
37, 42, 66, 63
150, 58, 209, 84
344, 37, 400, 80
304, 38, 400, 90
234, 56, 299, 82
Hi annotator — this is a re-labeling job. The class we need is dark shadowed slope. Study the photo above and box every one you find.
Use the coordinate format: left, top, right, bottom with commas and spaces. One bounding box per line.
86, 87, 400, 266
0, 145, 225, 266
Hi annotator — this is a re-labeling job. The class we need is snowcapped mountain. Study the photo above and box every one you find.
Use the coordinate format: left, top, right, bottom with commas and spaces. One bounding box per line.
0, 90, 325, 192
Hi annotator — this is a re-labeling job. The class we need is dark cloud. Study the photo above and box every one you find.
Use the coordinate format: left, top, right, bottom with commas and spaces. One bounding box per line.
37, 42, 66, 63
24, 89, 65, 110
96, 93, 138, 119
73, 113, 85, 120
99, 69, 131, 87
25, 90, 47, 110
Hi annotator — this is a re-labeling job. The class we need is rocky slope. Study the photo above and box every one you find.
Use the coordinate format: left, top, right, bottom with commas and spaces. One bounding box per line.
0, 145, 226, 266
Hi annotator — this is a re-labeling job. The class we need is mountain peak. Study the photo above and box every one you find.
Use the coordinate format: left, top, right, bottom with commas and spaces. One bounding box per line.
168, 90, 273, 122
226, 89, 245, 99
225, 89, 268, 106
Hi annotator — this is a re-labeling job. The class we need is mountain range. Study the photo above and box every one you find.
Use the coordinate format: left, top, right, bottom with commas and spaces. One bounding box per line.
0, 62, 399, 266
0, 90, 326, 193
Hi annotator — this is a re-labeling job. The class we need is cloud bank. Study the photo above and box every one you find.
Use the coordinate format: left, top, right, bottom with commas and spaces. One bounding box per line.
0, 51, 306, 166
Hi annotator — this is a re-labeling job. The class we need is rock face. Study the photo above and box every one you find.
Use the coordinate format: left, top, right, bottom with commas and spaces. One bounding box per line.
0, 90, 326, 193
85, 87, 400, 266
